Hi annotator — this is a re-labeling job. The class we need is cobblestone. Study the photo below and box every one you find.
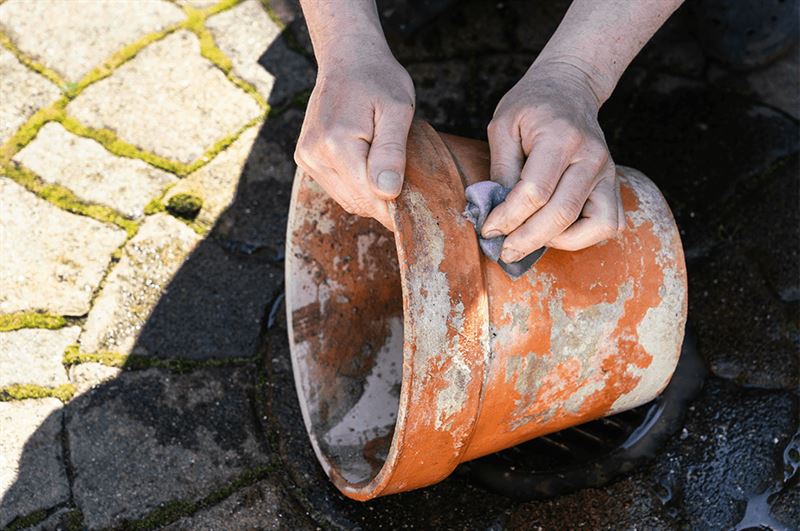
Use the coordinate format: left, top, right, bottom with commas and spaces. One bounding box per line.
0, 398, 68, 528
0, 326, 77, 388
0, 177, 127, 316
207, 0, 315, 107
80, 213, 200, 356
164, 479, 314, 531
68, 362, 122, 396
164, 126, 260, 230
66, 367, 269, 529
67, 30, 262, 165
0, 0, 184, 82
14, 122, 177, 219
0, 47, 61, 145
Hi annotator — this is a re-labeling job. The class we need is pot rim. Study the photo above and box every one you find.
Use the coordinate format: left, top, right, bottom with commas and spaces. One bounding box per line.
285, 121, 488, 500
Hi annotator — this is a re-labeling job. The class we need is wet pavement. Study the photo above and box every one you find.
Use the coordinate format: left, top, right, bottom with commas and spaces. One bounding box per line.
0, 0, 797, 529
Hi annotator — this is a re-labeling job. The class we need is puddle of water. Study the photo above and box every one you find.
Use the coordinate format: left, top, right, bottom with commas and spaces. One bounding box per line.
735, 427, 800, 531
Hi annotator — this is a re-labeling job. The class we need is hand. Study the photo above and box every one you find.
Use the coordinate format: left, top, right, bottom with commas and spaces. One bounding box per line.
294, 45, 415, 231
481, 62, 624, 262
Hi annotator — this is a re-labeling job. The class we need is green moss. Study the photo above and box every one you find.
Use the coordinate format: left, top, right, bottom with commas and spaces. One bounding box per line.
185, 114, 267, 175
64, 345, 253, 372
0, 383, 76, 402
119, 465, 273, 530
70, 26, 182, 96
2, 162, 139, 238
0, 31, 67, 90
0, 312, 67, 332
63, 345, 127, 368
259, 0, 286, 29
144, 197, 166, 215
0, 100, 66, 163
59, 116, 189, 176
5, 508, 48, 531
166, 193, 203, 220
183, 5, 268, 112
64, 509, 85, 531
203, 0, 242, 17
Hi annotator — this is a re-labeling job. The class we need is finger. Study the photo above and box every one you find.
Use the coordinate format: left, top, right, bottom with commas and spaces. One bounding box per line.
482, 139, 571, 238
500, 161, 597, 262
295, 154, 355, 214
367, 101, 414, 200
547, 174, 619, 251
336, 139, 396, 230
487, 117, 524, 188
616, 175, 625, 233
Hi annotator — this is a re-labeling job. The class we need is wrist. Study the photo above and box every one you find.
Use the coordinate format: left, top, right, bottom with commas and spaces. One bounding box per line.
316, 34, 394, 74
302, 2, 393, 72
527, 55, 614, 107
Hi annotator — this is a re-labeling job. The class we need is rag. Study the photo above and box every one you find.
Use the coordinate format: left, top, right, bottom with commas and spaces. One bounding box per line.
463, 181, 546, 279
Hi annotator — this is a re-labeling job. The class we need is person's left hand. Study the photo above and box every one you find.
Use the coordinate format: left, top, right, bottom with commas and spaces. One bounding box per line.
481, 62, 625, 263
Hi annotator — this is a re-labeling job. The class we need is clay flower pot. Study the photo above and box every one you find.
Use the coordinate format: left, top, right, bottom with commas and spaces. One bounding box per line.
285, 120, 687, 501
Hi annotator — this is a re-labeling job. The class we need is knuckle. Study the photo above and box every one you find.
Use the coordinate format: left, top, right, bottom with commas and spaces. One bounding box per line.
584, 138, 610, 166
487, 117, 510, 137
554, 198, 583, 226
374, 139, 406, 156
520, 181, 550, 210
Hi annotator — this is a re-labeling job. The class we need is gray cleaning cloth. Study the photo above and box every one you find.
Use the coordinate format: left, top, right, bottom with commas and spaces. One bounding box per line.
463, 181, 546, 279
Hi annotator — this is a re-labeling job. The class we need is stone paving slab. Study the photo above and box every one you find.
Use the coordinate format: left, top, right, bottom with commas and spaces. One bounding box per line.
206, 0, 281, 103
0, 47, 61, 146
14, 122, 177, 219
166, 109, 302, 250
0, 398, 68, 528
80, 211, 283, 360
164, 479, 315, 531
207, 0, 315, 108
68, 362, 121, 396
0, 177, 127, 316
746, 45, 800, 120
67, 30, 262, 165
0, 326, 78, 388
164, 126, 260, 230
80, 213, 201, 356
65, 366, 270, 529
0, 0, 184, 83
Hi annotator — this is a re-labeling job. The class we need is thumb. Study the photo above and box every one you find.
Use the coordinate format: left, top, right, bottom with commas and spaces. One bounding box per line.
367, 103, 413, 200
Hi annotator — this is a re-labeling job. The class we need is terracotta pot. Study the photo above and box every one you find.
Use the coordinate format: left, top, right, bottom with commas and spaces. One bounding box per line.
285, 120, 687, 501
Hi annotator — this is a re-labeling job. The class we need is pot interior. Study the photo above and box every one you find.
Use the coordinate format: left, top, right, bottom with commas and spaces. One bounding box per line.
286, 176, 405, 486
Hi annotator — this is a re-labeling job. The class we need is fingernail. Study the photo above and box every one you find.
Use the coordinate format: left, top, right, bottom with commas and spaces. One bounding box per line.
377, 170, 402, 194
501, 248, 522, 263
482, 229, 502, 239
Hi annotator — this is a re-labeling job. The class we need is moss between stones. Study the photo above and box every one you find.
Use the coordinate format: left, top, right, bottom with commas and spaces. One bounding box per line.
63, 509, 85, 531
0, 0, 271, 245
0, 312, 67, 332
69, 25, 183, 97
63, 345, 254, 373
183, 3, 269, 112
59, 115, 189, 176
166, 193, 203, 220
0, 31, 67, 90
5, 508, 48, 531
2, 162, 140, 238
144, 197, 166, 215
118, 465, 275, 530
0, 383, 76, 402
0, 100, 66, 163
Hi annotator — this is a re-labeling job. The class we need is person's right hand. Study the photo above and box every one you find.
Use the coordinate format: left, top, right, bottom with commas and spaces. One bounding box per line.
294, 47, 415, 231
